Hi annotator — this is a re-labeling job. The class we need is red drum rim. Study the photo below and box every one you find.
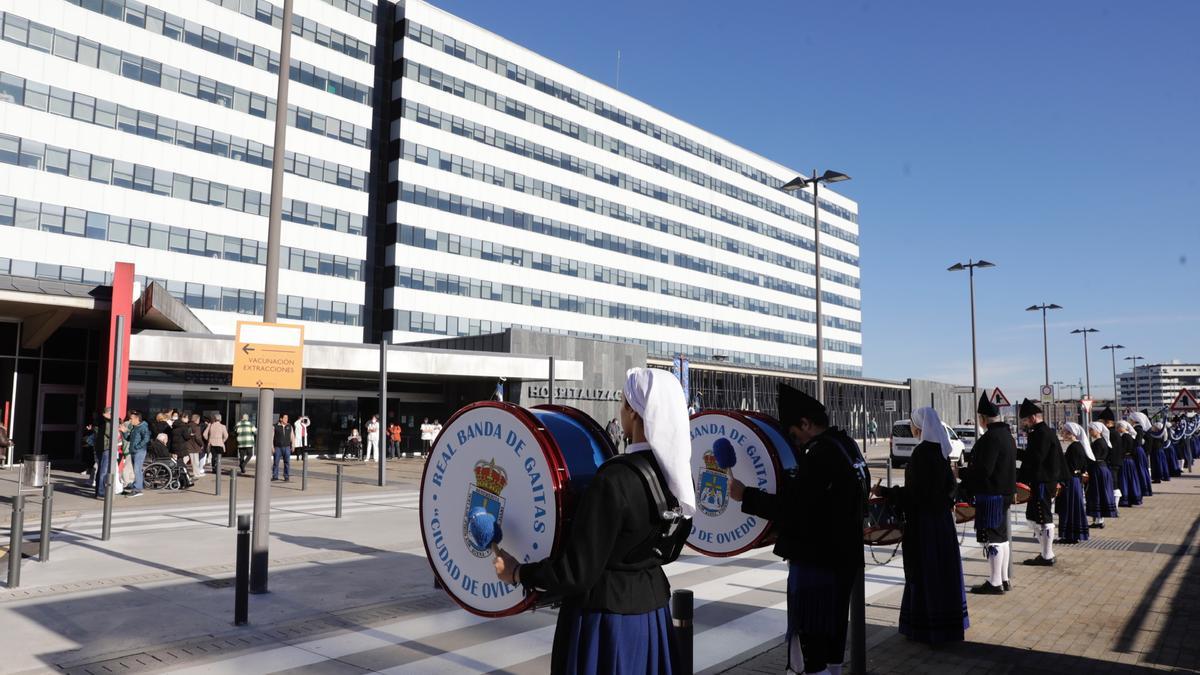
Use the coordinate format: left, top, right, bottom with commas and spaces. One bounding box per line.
1014, 482, 1032, 504
418, 401, 571, 618
686, 409, 789, 558
864, 526, 903, 546
953, 502, 976, 524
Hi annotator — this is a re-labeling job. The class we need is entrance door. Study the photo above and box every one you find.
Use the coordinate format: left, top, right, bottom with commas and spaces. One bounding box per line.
35, 384, 85, 463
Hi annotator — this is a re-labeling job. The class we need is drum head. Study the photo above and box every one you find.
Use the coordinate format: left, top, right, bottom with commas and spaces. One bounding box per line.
953, 502, 976, 524
864, 526, 904, 546
419, 402, 566, 617
1014, 482, 1032, 504
687, 410, 795, 557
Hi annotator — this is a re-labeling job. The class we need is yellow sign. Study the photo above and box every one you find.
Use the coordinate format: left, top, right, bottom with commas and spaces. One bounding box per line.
233, 321, 304, 390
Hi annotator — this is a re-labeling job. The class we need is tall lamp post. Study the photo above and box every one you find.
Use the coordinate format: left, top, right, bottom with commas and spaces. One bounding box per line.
1124, 355, 1145, 410
948, 259, 997, 423
1101, 344, 1125, 414
782, 170, 851, 405
1025, 303, 1062, 389
1070, 328, 1099, 399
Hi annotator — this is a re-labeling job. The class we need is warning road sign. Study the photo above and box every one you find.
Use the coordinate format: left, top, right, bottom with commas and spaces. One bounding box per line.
233, 321, 304, 390
1169, 387, 1200, 413
991, 387, 1011, 407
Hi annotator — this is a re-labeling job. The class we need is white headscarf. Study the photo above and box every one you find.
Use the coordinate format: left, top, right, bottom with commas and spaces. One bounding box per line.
910, 406, 954, 459
624, 368, 696, 518
1127, 412, 1152, 431
1088, 421, 1111, 446
1064, 422, 1095, 461
1117, 420, 1135, 436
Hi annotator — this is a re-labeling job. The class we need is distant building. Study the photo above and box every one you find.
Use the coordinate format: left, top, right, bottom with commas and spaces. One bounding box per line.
1118, 362, 1200, 410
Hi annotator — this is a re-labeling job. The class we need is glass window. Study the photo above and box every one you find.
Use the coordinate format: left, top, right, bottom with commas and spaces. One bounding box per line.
14, 199, 39, 229
24, 82, 49, 111
0, 73, 24, 105
2, 15, 29, 45
128, 220, 149, 247
52, 31, 76, 59
112, 160, 135, 188
94, 100, 117, 128
72, 93, 96, 123
99, 46, 122, 75
89, 156, 112, 183
148, 224, 168, 250
0, 196, 16, 226
120, 53, 142, 80
64, 208, 86, 236
27, 23, 53, 53
116, 106, 137, 133
68, 150, 90, 179
45, 146, 69, 175
76, 38, 100, 68
0, 135, 17, 164
49, 87, 73, 117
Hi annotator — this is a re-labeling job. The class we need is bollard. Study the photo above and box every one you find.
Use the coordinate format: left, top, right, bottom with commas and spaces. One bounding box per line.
228, 468, 237, 528
886, 455, 892, 487
39, 480, 52, 562
302, 452, 308, 491
671, 589, 693, 675
850, 566, 867, 673
215, 454, 222, 496
234, 514, 250, 625
335, 464, 344, 518
7, 495, 24, 588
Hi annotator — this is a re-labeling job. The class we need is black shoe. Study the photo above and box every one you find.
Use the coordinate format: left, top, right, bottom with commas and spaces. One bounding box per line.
271, 477, 279, 482
1092, 522, 1105, 529
971, 581, 1005, 595
1002, 581, 1012, 592
1023, 555, 1056, 567
284, 477, 290, 482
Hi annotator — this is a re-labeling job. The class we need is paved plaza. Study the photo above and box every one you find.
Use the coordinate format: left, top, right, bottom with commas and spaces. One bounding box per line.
1, 445, 1197, 674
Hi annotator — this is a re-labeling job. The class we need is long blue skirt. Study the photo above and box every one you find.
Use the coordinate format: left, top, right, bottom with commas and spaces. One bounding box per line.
1153, 446, 1171, 482
1055, 477, 1089, 543
1086, 464, 1118, 518
1165, 444, 1182, 476
557, 605, 678, 675
1120, 457, 1143, 506
899, 509, 969, 645
1134, 446, 1153, 496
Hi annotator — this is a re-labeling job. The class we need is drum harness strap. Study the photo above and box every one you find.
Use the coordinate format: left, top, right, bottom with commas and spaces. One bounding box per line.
827, 431, 901, 566
607, 453, 691, 565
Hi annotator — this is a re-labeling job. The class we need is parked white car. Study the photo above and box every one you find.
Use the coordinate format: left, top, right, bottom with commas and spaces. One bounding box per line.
952, 424, 979, 462
890, 419, 965, 466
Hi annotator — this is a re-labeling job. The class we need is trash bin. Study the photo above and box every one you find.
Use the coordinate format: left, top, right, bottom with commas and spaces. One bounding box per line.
21, 454, 50, 488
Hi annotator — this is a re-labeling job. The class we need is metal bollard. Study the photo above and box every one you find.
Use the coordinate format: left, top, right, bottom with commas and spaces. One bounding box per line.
7, 495, 24, 588
850, 566, 866, 673
302, 452, 308, 491
886, 455, 892, 486
215, 454, 222, 496
335, 464, 343, 518
39, 480, 52, 562
671, 589, 693, 675
228, 468, 237, 528
234, 514, 250, 625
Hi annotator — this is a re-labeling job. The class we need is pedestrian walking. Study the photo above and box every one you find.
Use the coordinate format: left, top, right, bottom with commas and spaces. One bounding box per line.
729, 383, 870, 673
493, 367, 693, 675
1017, 399, 1064, 566
1055, 423, 1090, 544
365, 415, 380, 462
272, 413, 294, 481
960, 393, 1016, 594
121, 410, 149, 497
874, 406, 969, 644
204, 413, 228, 474
234, 414, 256, 474
867, 417, 879, 444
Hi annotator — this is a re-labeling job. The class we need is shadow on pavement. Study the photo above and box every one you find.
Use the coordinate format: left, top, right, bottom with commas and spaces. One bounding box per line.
1136, 509, 1200, 670
868, 632, 1163, 674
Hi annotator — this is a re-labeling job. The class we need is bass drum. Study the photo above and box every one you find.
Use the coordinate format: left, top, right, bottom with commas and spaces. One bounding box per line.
419, 402, 614, 617
687, 410, 797, 557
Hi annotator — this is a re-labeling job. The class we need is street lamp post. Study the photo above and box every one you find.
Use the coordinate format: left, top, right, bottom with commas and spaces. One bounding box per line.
1025, 303, 1062, 389
782, 170, 851, 405
1124, 355, 1145, 410
948, 259, 997, 424
1101, 345, 1125, 413
1070, 328, 1099, 425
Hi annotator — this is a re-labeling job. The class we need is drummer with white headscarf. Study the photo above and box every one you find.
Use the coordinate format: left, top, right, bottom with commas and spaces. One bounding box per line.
873, 406, 969, 645
1055, 423, 1091, 544
1085, 421, 1119, 527
493, 367, 692, 675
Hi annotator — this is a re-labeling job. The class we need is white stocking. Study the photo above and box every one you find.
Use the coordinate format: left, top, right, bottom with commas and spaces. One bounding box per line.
1042, 524, 1055, 559
986, 544, 1003, 586
999, 541, 1011, 581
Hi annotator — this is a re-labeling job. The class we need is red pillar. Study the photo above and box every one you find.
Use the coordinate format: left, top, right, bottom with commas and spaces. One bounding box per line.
98, 262, 135, 419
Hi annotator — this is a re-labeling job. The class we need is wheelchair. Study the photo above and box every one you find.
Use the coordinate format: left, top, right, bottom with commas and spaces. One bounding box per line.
143, 457, 191, 491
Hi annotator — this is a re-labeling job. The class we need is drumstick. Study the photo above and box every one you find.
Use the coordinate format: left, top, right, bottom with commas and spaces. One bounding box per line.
468, 507, 504, 552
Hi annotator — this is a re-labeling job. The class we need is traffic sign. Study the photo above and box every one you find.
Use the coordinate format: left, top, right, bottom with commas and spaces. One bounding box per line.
1169, 388, 1200, 413
232, 321, 304, 390
883, 400, 898, 413
1081, 397, 1094, 412
1040, 384, 1054, 403
991, 387, 1011, 407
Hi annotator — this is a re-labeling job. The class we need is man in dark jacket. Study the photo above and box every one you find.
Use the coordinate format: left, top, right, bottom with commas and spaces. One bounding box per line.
1017, 398, 1063, 566
729, 384, 870, 675
122, 411, 150, 497
961, 393, 1017, 593
272, 413, 294, 482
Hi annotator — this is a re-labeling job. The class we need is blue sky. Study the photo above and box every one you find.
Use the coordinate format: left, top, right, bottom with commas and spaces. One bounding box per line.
427, 0, 1200, 400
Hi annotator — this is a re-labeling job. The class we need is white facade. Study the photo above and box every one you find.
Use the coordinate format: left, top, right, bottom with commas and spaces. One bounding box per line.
1119, 362, 1200, 410
386, 0, 863, 376
0, 0, 376, 342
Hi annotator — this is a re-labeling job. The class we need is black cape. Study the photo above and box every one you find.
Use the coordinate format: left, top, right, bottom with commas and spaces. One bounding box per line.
1017, 421, 1064, 484
961, 422, 1017, 504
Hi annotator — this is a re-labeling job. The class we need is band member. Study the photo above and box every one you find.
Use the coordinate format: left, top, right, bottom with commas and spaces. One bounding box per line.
493, 368, 694, 674
1017, 399, 1063, 566
729, 384, 869, 675
1155, 420, 1181, 477
960, 393, 1016, 594
874, 407, 969, 644
1097, 407, 1126, 505
1131, 412, 1169, 484
1055, 423, 1090, 544
1125, 415, 1154, 497
1085, 422, 1118, 527
1115, 421, 1143, 507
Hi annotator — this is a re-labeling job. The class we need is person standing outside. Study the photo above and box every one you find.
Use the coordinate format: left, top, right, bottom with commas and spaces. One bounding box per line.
293, 415, 311, 458
234, 414, 256, 475
95, 407, 116, 499
388, 420, 402, 459
1017, 399, 1064, 566
121, 410, 149, 497
420, 418, 433, 456
204, 413, 228, 475
867, 417, 879, 445
364, 415, 380, 462
959, 393, 1016, 594
272, 413, 294, 481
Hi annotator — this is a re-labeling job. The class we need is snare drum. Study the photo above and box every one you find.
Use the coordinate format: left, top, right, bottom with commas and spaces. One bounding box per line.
419, 402, 614, 617
1014, 482, 1032, 504
687, 410, 797, 556
864, 496, 904, 546
953, 502, 976, 524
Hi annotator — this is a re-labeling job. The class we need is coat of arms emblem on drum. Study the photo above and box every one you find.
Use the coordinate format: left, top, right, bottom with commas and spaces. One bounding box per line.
464, 458, 508, 557
697, 449, 730, 516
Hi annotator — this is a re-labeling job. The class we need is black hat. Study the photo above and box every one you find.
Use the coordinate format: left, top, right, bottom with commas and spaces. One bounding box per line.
1097, 406, 1116, 422
1018, 398, 1042, 418
977, 392, 999, 417
778, 382, 825, 430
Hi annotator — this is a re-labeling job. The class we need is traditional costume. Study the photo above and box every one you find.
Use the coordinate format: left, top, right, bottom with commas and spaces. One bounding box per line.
960, 393, 1016, 594
516, 368, 694, 675
1158, 421, 1181, 477
1085, 421, 1118, 526
1126, 415, 1154, 497
739, 384, 869, 675
1017, 399, 1063, 566
1116, 421, 1143, 506
1055, 423, 1090, 544
880, 407, 969, 644
1133, 412, 1170, 483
